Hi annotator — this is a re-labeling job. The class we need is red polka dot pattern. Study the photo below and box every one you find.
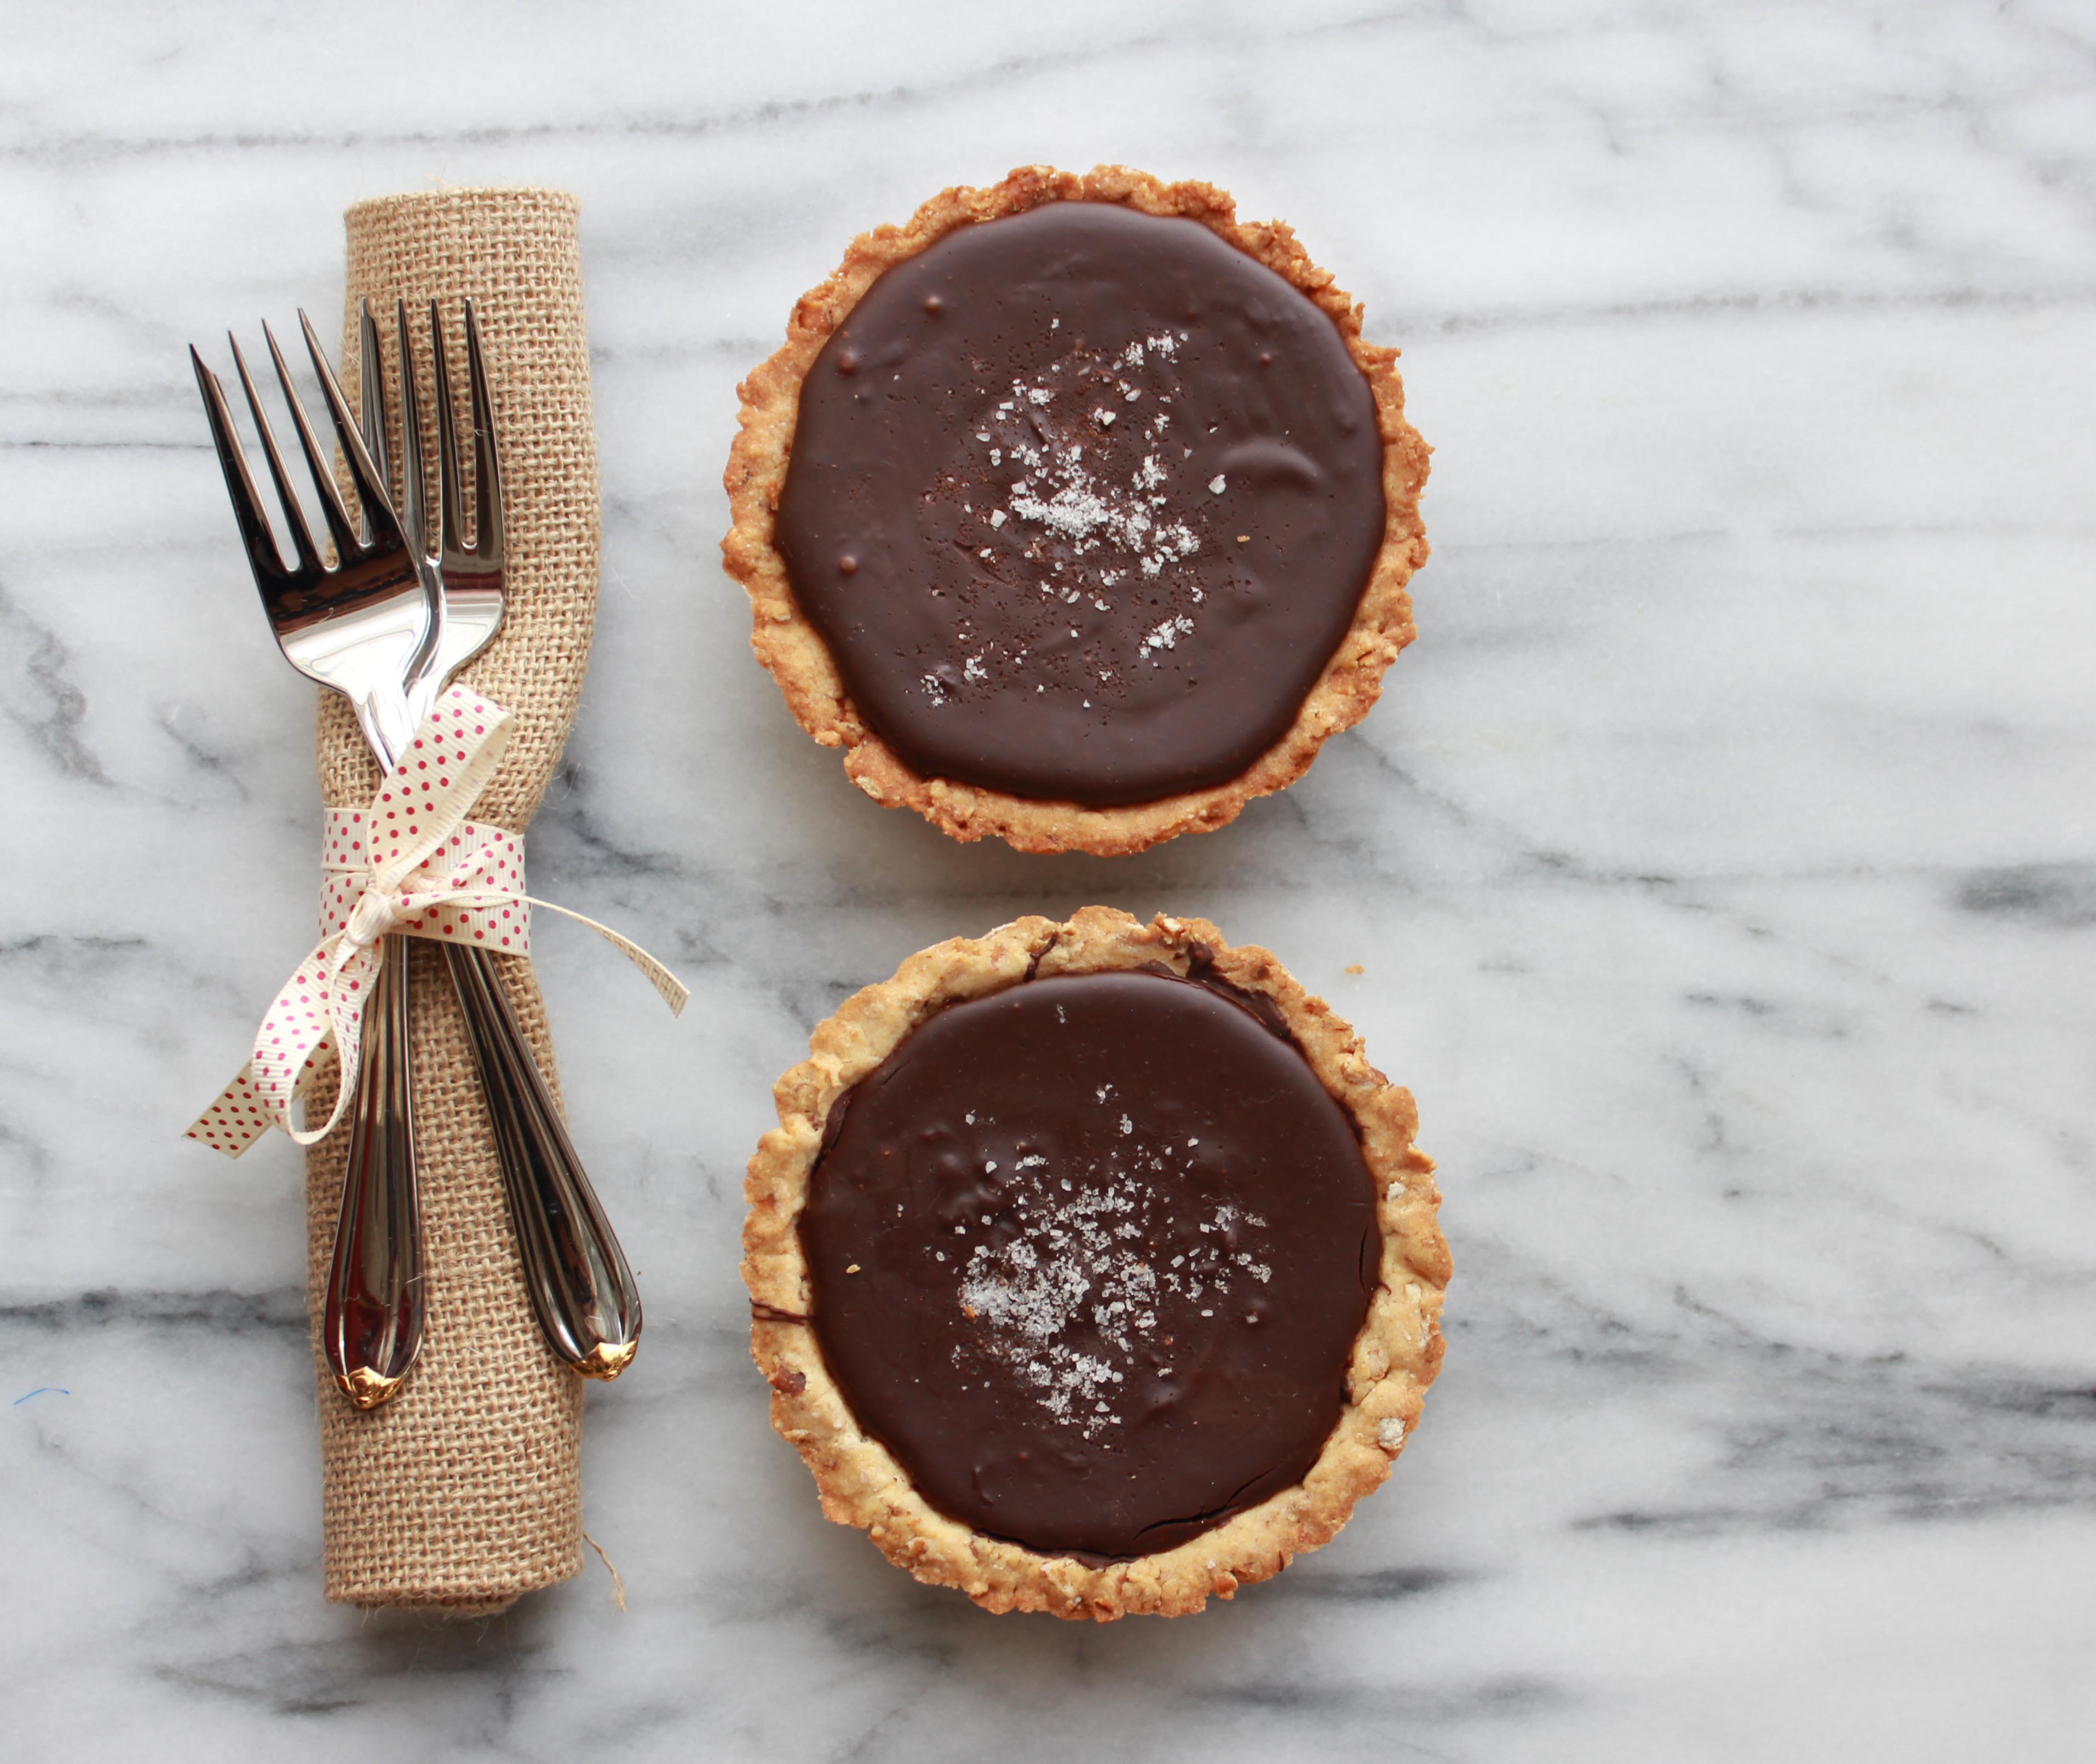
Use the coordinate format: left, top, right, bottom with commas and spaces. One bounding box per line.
187, 684, 686, 1158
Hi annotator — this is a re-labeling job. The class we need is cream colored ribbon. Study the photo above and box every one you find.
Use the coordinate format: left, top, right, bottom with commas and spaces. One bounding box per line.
187, 683, 687, 1158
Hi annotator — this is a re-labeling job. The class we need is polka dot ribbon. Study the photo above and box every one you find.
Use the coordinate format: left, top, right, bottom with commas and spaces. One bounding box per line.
186, 684, 687, 1158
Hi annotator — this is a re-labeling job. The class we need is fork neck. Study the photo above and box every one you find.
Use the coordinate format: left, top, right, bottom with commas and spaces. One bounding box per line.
355, 693, 413, 776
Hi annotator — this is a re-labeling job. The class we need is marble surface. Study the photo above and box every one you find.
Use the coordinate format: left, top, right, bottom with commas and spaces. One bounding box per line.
5, 1, 2095, 1756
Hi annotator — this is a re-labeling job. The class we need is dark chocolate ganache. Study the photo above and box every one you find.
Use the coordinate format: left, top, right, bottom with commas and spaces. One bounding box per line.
799, 968, 1381, 1561
775, 202, 1387, 806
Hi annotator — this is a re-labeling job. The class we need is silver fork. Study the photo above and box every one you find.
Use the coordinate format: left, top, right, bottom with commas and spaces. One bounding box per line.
194, 317, 436, 763
192, 316, 435, 1411
371, 297, 643, 1381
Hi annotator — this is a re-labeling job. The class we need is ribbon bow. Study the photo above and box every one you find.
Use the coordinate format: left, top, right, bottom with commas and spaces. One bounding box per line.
188, 684, 686, 1157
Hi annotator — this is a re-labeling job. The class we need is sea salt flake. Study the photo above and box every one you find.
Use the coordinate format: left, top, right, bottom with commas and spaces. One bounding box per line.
1139, 614, 1197, 656
953, 1157, 1228, 1437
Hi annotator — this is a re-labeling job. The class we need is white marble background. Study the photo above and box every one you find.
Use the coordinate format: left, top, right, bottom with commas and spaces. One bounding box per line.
3, 0, 2094, 1757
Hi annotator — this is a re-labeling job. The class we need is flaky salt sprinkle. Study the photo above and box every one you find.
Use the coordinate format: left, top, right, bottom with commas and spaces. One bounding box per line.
914, 324, 1229, 701
953, 1132, 1269, 1437
978, 356, 1203, 594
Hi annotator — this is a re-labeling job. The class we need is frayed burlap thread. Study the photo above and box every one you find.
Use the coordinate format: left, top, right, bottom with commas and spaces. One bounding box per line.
304, 188, 601, 1611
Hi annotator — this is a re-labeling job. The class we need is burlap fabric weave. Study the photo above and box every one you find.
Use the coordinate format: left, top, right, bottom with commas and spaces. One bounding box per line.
304, 188, 601, 1611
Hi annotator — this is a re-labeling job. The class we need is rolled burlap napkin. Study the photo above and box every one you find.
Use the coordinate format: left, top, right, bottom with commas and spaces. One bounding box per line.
307, 188, 600, 1611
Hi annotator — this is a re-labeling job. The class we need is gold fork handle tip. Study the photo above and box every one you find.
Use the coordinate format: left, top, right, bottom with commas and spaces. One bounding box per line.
574, 1340, 639, 1381
335, 1366, 408, 1410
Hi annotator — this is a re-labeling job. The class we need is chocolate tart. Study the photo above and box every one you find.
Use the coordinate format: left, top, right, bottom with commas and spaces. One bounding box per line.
742, 907, 1448, 1620
723, 165, 1430, 856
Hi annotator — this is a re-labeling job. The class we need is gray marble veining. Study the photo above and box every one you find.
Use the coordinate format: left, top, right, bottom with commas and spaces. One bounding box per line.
4, 1, 2095, 1758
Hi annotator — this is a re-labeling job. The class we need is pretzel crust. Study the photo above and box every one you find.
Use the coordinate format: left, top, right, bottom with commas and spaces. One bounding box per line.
742, 907, 1449, 1620
722, 165, 1430, 855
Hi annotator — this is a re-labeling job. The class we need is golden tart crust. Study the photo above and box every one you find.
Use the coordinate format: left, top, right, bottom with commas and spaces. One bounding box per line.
742, 907, 1449, 1621
722, 165, 1431, 856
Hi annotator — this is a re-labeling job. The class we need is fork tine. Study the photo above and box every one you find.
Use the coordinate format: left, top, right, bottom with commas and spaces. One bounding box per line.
429, 300, 465, 560
356, 299, 391, 546
262, 319, 359, 564
394, 300, 432, 560
192, 345, 293, 589
462, 298, 505, 564
228, 331, 325, 577
296, 308, 395, 544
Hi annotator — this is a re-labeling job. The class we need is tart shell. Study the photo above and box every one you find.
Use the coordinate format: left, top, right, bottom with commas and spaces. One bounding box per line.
742, 906, 1449, 1621
722, 165, 1431, 856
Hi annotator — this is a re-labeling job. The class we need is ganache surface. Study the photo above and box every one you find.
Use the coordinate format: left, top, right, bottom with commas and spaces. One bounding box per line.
799, 969, 1380, 1560
775, 201, 1386, 806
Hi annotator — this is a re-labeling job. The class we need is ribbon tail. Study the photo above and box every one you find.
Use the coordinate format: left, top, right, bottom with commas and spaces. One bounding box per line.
517, 896, 691, 1016
185, 938, 377, 1154
185, 1064, 279, 1158
278, 942, 381, 1146
281, 1038, 357, 1147
185, 1044, 339, 1157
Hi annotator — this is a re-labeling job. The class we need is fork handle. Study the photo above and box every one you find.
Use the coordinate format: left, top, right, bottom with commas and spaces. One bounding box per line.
442, 941, 642, 1379
323, 935, 426, 1409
